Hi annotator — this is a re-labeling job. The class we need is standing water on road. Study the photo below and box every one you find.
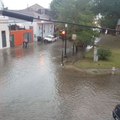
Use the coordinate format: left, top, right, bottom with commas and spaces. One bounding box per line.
0, 41, 120, 120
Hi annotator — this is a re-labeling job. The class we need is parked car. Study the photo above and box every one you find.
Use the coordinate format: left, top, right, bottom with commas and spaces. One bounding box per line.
113, 104, 120, 120
44, 35, 58, 43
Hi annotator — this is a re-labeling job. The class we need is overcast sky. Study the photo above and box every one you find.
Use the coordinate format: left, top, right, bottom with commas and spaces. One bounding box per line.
2, 0, 52, 10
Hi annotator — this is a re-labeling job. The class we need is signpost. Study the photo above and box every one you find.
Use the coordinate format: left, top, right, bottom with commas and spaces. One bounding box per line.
72, 34, 77, 40
93, 39, 98, 62
72, 34, 77, 55
93, 46, 98, 62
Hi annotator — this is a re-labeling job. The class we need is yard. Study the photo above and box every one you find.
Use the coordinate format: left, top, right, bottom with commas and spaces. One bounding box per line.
74, 35, 120, 69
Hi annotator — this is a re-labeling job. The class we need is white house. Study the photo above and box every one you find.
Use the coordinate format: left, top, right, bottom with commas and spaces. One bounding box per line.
0, 16, 10, 49
33, 21, 54, 40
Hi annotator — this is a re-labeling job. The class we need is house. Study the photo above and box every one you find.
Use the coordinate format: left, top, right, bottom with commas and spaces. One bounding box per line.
7, 4, 54, 41
9, 24, 33, 47
0, 16, 10, 49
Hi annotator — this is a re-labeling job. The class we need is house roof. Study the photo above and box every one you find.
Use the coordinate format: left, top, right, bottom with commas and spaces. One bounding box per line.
1, 4, 52, 23
27, 4, 44, 11
19, 4, 49, 13
9, 3, 50, 18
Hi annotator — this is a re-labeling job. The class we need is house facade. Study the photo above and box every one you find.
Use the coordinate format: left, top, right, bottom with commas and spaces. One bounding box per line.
10, 25, 33, 47
0, 16, 10, 49
8, 4, 54, 41
33, 21, 54, 40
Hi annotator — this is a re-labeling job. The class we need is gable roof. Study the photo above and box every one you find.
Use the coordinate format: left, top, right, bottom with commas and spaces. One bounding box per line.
27, 4, 44, 11
6, 3, 45, 19
2, 4, 51, 23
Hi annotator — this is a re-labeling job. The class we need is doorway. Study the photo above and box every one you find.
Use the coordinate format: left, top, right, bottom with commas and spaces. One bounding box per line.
10, 35, 14, 47
1, 31, 7, 48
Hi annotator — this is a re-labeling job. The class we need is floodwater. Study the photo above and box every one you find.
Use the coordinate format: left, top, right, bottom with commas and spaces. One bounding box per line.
0, 41, 120, 120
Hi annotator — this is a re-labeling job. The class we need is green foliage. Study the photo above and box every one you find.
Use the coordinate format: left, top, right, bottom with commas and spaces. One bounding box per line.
75, 30, 99, 48
50, 0, 98, 47
50, 0, 94, 24
50, 0, 120, 29
97, 48, 112, 60
92, 0, 120, 28
92, 0, 120, 16
100, 16, 118, 29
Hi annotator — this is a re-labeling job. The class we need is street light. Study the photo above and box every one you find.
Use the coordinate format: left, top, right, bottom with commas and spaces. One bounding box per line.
62, 30, 65, 35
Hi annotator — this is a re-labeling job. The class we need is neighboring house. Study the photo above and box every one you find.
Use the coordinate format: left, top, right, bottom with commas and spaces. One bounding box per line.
0, 16, 10, 49
8, 4, 54, 41
9, 25, 33, 47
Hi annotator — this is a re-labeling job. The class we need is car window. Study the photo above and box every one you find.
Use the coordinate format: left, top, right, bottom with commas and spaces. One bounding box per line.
47, 35, 54, 38
46, 36, 51, 38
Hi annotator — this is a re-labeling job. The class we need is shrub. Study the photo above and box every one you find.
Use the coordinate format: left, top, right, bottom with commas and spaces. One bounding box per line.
97, 48, 112, 60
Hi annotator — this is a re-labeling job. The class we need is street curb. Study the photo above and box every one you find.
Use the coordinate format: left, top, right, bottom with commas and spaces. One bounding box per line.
64, 65, 120, 75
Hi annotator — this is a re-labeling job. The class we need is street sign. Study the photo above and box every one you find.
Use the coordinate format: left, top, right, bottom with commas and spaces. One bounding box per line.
72, 34, 77, 40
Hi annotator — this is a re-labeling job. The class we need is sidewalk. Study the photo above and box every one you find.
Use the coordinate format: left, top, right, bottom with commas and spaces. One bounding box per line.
64, 64, 120, 75
62, 35, 120, 75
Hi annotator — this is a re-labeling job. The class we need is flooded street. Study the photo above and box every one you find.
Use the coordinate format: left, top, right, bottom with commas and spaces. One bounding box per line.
0, 41, 120, 120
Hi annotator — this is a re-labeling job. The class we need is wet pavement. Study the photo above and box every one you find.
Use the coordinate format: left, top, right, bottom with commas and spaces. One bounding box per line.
0, 40, 120, 120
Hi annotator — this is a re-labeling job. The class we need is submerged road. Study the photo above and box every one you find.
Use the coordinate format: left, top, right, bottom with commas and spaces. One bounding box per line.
0, 41, 120, 120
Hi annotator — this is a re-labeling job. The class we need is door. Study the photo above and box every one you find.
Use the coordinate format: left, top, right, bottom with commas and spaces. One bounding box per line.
10, 35, 14, 47
1, 31, 7, 48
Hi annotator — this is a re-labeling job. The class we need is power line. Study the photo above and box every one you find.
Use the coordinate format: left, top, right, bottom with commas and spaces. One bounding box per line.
1, 10, 119, 32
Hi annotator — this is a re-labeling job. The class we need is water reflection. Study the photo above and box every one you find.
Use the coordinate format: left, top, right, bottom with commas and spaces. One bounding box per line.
0, 41, 120, 120
55, 69, 120, 120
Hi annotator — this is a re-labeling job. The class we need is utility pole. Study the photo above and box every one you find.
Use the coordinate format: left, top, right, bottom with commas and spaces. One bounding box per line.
64, 24, 68, 58
93, 39, 98, 62
72, 34, 77, 55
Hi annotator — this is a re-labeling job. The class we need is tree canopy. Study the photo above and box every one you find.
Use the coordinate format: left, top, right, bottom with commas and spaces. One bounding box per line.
92, 0, 120, 28
50, 0, 94, 25
50, 0, 98, 48
50, 0, 120, 29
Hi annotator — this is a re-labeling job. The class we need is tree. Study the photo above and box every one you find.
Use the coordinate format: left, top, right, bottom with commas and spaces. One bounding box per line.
92, 0, 120, 28
50, 0, 94, 24
50, 0, 96, 33
50, 0, 99, 52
